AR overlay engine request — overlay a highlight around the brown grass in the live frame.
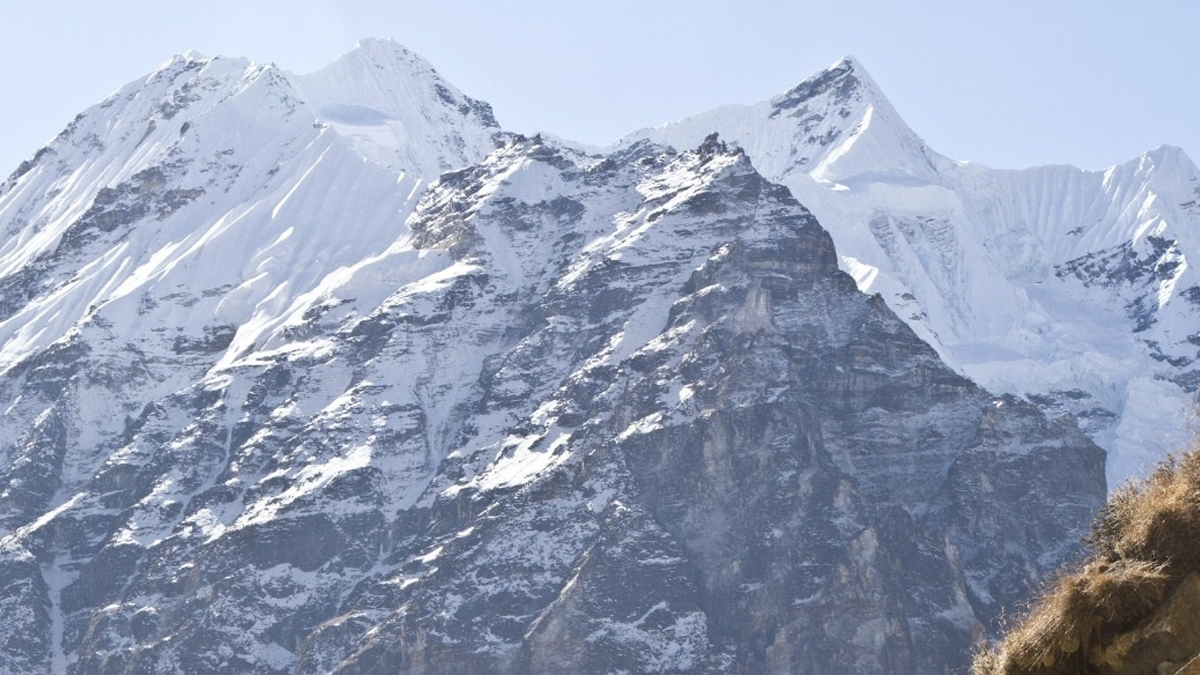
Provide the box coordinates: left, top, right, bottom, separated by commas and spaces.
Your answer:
1092, 451, 1200, 573
972, 446, 1200, 675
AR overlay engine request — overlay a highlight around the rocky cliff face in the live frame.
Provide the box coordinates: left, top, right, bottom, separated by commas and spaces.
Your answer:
0, 44, 1108, 674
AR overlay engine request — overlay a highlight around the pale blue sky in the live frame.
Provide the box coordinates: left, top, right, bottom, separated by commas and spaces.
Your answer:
2, 1, 1197, 174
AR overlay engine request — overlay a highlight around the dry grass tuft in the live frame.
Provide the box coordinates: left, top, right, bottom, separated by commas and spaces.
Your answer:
970, 644, 1001, 675
1091, 452, 1200, 573
987, 560, 1168, 674
972, 446, 1200, 675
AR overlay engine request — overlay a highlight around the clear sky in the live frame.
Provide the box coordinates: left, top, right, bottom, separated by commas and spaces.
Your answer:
2, 0, 1197, 175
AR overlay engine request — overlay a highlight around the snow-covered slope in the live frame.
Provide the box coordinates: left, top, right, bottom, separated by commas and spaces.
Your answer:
293, 37, 500, 176
0, 38, 500, 465
623, 57, 938, 185
624, 57, 1200, 485
0, 44, 1106, 675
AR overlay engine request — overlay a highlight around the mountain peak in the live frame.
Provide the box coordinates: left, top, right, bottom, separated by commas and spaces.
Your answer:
355, 36, 403, 50
814, 54, 866, 84
287, 39, 499, 176
306, 37, 438, 91
831, 54, 863, 70
770, 54, 885, 120
616, 54, 934, 184
340, 36, 425, 69
152, 50, 215, 77
1095, 143, 1200, 204
1139, 143, 1194, 168
167, 49, 209, 66
295, 38, 497, 121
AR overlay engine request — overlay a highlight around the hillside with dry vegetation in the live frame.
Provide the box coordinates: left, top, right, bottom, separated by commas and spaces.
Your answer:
973, 447, 1200, 675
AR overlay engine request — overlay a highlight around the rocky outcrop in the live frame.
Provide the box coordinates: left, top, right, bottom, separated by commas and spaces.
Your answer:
1094, 573, 1200, 675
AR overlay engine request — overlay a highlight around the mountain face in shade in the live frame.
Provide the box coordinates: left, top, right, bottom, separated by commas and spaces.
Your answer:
0, 42, 1119, 674
624, 56, 1200, 487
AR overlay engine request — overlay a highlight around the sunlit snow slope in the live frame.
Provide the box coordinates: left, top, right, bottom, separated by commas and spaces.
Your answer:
0, 38, 499, 376
623, 57, 1200, 485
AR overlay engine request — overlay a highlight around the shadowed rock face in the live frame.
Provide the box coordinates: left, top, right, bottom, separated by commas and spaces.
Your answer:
0, 134, 1104, 674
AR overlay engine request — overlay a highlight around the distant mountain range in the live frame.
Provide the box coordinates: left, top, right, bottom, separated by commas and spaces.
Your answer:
0, 37, 1188, 673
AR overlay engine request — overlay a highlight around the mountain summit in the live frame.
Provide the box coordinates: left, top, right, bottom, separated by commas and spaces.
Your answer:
623, 56, 937, 185
0, 42, 503, 378
294, 38, 501, 175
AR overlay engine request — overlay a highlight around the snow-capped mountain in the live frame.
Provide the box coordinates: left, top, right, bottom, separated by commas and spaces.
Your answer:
0, 42, 1113, 674
623, 57, 1200, 486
